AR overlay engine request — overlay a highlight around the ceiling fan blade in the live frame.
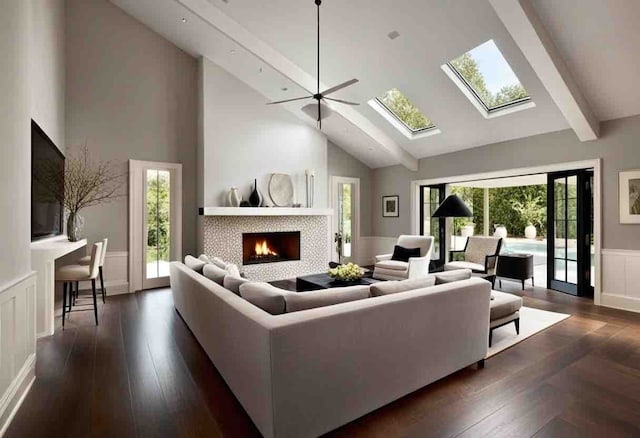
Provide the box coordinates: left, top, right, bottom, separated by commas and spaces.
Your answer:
321, 78, 359, 96
324, 97, 360, 106
266, 96, 311, 105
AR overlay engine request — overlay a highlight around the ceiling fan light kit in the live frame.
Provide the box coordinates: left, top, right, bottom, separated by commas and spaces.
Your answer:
267, 0, 359, 129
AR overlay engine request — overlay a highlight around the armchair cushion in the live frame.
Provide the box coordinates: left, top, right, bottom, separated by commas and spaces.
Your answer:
444, 261, 485, 272
391, 245, 422, 262
464, 236, 502, 266
375, 260, 409, 271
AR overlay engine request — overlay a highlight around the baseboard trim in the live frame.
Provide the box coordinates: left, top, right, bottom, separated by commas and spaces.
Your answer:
0, 353, 36, 436
600, 293, 640, 313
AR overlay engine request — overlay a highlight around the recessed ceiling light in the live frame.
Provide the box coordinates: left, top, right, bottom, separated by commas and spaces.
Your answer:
259, 67, 263, 73
229, 49, 236, 55
181, 17, 187, 23
387, 30, 400, 40
281, 87, 288, 92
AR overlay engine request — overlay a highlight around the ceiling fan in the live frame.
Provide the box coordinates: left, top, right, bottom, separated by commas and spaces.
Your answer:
267, 0, 359, 129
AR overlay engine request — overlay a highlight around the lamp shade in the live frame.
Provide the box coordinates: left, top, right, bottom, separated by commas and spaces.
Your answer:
432, 194, 473, 218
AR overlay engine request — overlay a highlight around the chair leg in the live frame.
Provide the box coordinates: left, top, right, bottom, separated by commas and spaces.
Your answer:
99, 266, 106, 303
489, 329, 493, 347
532, 276, 534, 287
91, 279, 99, 326
514, 318, 520, 335
521, 279, 525, 290
498, 278, 502, 288
74, 281, 79, 306
477, 359, 485, 369
62, 282, 67, 329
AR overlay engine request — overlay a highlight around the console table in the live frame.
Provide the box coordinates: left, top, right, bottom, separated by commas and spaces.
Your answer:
31, 235, 87, 337
496, 253, 534, 290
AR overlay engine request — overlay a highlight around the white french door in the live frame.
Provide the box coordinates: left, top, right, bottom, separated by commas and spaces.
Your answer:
331, 176, 360, 264
129, 160, 182, 291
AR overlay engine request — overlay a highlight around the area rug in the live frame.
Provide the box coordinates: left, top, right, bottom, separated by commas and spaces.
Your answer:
487, 306, 570, 358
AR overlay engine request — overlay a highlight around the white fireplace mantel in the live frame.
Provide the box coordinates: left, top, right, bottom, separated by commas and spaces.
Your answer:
202, 207, 333, 216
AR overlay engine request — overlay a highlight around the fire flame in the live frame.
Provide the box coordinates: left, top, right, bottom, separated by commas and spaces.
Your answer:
254, 240, 277, 257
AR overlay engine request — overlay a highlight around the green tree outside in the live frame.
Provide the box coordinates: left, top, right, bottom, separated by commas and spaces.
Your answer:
147, 171, 170, 263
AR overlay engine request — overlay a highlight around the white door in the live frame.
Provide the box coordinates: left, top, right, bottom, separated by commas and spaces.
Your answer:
129, 160, 182, 291
331, 177, 360, 264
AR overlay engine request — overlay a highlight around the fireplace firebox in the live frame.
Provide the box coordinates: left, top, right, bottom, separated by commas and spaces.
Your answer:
242, 231, 301, 265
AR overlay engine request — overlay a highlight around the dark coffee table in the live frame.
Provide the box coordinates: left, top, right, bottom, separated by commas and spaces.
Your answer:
296, 272, 382, 292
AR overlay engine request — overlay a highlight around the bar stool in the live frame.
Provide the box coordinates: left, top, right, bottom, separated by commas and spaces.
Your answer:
56, 242, 102, 328
78, 238, 108, 303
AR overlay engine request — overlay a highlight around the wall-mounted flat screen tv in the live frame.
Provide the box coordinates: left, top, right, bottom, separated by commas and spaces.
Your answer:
31, 121, 64, 241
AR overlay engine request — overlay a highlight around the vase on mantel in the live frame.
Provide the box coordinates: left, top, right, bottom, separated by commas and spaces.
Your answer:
66, 211, 84, 242
249, 178, 262, 207
226, 187, 242, 207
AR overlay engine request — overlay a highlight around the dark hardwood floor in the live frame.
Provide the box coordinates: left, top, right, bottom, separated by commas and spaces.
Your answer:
7, 281, 640, 437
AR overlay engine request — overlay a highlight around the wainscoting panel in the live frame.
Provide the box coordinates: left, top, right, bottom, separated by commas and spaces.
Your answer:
78, 251, 129, 295
0, 272, 36, 435
601, 249, 640, 313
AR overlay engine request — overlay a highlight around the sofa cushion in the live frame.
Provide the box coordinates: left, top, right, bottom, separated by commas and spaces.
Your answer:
239, 283, 287, 315
444, 261, 485, 272
203, 264, 227, 285
198, 254, 211, 263
435, 269, 472, 285
370, 276, 436, 297
211, 257, 228, 269
184, 255, 206, 273
375, 260, 408, 272
490, 291, 523, 320
239, 283, 371, 315
391, 245, 421, 262
285, 286, 370, 312
223, 275, 251, 295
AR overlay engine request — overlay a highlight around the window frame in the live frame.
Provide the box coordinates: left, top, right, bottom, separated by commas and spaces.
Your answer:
368, 96, 441, 140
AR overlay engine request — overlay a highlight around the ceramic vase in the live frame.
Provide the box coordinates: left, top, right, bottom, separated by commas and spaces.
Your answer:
227, 187, 242, 207
249, 178, 262, 207
494, 225, 508, 239
525, 224, 537, 240
66, 211, 84, 242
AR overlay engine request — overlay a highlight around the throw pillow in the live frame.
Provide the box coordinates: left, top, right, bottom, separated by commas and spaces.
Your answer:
198, 254, 211, 263
211, 257, 227, 269
184, 255, 206, 274
239, 283, 287, 315
434, 269, 472, 285
370, 276, 436, 297
391, 245, 421, 262
226, 263, 240, 277
203, 264, 227, 285
223, 275, 250, 295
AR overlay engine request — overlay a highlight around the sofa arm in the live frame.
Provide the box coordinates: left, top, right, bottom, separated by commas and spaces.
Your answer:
407, 256, 430, 279
375, 254, 393, 263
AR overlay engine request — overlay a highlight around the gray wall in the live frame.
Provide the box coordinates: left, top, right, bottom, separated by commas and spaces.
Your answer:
30, 0, 65, 151
200, 57, 327, 209
65, 0, 198, 255
0, 0, 31, 288
327, 142, 373, 236
372, 114, 640, 250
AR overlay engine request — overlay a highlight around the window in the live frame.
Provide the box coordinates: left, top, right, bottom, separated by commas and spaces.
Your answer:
368, 88, 439, 140
442, 40, 534, 117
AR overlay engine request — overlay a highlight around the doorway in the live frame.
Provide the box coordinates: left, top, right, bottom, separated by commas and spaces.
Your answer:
331, 177, 360, 264
547, 170, 594, 297
129, 160, 182, 291
419, 184, 446, 270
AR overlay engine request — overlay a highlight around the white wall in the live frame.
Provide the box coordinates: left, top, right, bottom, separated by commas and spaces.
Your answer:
29, 0, 66, 150
200, 57, 328, 208
0, 0, 38, 433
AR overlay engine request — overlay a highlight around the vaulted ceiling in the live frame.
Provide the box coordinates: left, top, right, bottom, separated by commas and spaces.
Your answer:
111, 0, 640, 170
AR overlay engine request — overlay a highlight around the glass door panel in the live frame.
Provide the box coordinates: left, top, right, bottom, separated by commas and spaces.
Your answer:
420, 184, 445, 270
337, 182, 354, 263
547, 170, 593, 296
145, 169, 171, 282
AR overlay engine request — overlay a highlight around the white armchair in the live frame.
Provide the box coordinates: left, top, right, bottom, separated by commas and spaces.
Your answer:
373, 235, 434, 281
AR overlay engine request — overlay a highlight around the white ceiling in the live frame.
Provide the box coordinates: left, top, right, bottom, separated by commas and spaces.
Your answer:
109, 0, 640, 169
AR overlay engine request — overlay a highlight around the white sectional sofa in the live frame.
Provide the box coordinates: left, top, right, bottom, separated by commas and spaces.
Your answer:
170, 261, 491, 438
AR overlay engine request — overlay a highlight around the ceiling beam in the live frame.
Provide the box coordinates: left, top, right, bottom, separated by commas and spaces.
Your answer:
490, 0, 599, 141
179, 0, 418, 171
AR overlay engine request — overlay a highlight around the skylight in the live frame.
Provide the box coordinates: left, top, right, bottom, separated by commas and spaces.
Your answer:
375, 88, 435, 133
444, 40, 533, 116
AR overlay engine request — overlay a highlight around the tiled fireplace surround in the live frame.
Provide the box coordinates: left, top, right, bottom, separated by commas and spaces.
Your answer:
203, 215, 331, 282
